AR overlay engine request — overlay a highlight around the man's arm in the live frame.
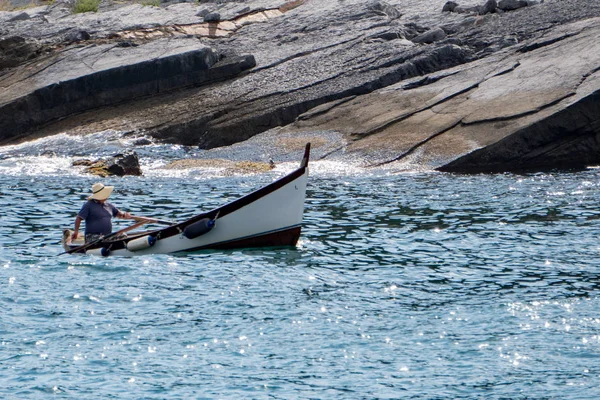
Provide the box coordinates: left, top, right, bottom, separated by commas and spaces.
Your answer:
110, 203, 132, 219
117, 210, 132, 219
72, 215, 83, 240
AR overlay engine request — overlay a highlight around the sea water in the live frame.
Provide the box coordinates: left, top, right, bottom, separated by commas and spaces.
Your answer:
1, 133, 600, 399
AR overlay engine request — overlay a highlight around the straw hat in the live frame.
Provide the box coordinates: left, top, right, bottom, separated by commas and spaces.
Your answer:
88, 182, 114, 200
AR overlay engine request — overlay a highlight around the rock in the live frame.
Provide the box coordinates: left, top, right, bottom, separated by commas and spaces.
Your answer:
479, 0, 497, 14
412, 27, 447, 44
8, 12, 31, 22
283, 18, 600, 172
442, 1, 458, 12
369, 1, 402, 19
132, 138, 153, 146
236, 7, 251, 16
64, 30, 91, 43
498, 0, 528, 11
204, 12, 221, 22
52, 0, 74, 9
1, 0, 600, 174
162, 158, 274, 175
72, 159, 94, 167
196, 8, 210, 18
371, 31, 405, 41
0, 36, 41, 70
230, 160, 274, 175
107, 152, 143, 176
208, 54, 257, 81
115, 40, 138, 48
0, 38, 254, 143
77, 152, 143, 177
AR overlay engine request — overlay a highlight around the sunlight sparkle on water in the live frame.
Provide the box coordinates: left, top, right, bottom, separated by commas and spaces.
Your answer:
2, 147, 600, 398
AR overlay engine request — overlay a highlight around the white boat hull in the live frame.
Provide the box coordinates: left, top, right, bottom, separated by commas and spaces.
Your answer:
113, 169, 307, 256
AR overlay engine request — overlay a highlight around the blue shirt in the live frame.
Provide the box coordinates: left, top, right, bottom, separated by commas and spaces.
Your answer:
78, 200, 120, 235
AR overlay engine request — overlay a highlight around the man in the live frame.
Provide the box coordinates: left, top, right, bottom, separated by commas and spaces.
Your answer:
72, 182, 133, 243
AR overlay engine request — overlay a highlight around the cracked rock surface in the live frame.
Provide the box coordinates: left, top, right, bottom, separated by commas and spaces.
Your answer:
1, 0, 599, 172
290, 17, 600, 172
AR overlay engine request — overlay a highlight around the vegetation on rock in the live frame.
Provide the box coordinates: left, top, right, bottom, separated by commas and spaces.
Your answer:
72, 0, 100, 13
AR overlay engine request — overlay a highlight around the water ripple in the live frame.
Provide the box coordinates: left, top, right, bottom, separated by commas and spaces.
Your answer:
2, 170, 600, 398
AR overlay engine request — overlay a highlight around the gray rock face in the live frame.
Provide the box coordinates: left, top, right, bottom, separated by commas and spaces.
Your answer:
287, 17, 600, 172
1, 0, 600, 173
0, 38, 255, 143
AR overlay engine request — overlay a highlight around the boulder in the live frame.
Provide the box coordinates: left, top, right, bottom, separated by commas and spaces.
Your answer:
442, 1, 458, 12
64, 29, 91, 43
196, 8, 210, 18
412, 27, 447, 44
498, 0, 528, 11
479, 0, 497, 14
106, 152, 143, 176
369, 1, 402, 19
204, 12, 221, 22
74, 152, 143, 177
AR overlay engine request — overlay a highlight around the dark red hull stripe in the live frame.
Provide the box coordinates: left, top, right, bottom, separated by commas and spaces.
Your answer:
183, 226, 302, 252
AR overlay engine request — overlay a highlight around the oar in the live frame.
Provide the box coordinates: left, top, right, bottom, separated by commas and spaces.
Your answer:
59, 219, 149, 255
131, 216, 175, 226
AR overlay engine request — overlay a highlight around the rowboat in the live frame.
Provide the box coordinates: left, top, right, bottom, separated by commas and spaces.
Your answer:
62, 143, 310, 256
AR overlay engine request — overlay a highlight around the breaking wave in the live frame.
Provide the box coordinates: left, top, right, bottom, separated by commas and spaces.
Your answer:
0, 129, 386, 178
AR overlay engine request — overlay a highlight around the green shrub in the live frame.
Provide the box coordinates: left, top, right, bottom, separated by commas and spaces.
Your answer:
72, 0, 100, 13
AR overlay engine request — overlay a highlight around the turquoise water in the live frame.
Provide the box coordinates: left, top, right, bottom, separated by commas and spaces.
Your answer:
2, 138, 600, 398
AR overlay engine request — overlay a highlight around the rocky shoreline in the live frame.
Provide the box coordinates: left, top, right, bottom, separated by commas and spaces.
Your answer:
1, 0, 599, 173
